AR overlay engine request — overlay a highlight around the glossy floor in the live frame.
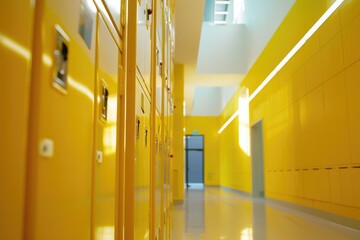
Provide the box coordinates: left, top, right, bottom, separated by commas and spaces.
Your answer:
172, 187, 360, 240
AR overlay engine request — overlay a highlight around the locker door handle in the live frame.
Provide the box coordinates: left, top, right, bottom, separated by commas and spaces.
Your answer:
54, 25, 70, 89
145, 128, 148, 146
155, 137, 158, 153
54, 42, 68, 79
145, 8, 153, 21
136, 118, 140, 140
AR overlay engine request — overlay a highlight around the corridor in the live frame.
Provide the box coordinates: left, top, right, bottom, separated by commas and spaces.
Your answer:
172, 187, 360, 240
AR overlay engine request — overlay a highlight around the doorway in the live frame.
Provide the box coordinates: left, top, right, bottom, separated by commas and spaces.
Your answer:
251, 121, 264, 197
185, 135, 204, 188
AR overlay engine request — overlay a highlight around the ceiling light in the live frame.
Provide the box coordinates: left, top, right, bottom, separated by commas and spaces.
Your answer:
248, 0, 344, 102
218, 110, 239, 134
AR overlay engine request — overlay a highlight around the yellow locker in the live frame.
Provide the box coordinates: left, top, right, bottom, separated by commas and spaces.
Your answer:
161, 123, 169, 240
318, 8, 341, 47
165, 130, 172, 240
92, 13, 120, 240
137, 0, 153, 90
340, 167, 354, 207
265, 171, 273, 194
328, 168, 342, 205
135, 79, 151, 240
163, 86, 168, 129
283, 170, 296, 197
339, 167, 360, 208
25, 0, 96, 239
0, 1, 34, 239
320, 33, 344, 82
96, 0, 123, 34
303, 169, 330, 202
323, 71, 351, 166
341, 10, 360, 68
155, 111, 162, 238
345, 60, 360, 165
339, 0, 360, 29
156, 0, 163, 114
353, 167, 360, 208
294, 170, 304, 198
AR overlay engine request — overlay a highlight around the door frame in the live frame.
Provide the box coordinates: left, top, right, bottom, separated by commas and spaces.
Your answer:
251, 120, 264, 197
185, 135, 205, 187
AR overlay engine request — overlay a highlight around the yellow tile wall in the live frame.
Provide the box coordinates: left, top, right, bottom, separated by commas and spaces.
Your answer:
219, 89, 252, 192
220, 0, 360, 220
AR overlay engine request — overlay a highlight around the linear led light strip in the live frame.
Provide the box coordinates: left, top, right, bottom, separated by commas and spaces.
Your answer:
218, 109, 239, 134
215, 11, 228, 15
218, 0, 344, 134
215, 1, 230, 4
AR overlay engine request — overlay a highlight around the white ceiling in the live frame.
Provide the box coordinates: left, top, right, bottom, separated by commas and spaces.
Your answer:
174, 0, 295, 116
197, 23, 247, 74
191, 86, 238, 116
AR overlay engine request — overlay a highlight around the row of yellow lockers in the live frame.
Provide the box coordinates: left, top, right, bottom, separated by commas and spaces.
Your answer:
266, 168, 360, 207
0, 0, 175, 239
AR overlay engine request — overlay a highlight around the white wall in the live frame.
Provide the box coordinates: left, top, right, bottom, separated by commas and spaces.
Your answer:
220, 86, 237, 111
244, 0, 295, 69
191, 87, 222, 116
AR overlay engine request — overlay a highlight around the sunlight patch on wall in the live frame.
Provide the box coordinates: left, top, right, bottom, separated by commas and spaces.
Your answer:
103, 96, 117, 155
238, 88, 250, 156
241, 227, 253, 240
96, 226, 114, 240
0, 34, 31, 60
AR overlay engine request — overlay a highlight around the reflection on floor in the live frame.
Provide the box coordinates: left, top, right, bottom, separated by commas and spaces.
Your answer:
172, 187, 360, 240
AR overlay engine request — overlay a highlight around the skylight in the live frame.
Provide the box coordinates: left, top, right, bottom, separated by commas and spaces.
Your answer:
212, 0, 245, 25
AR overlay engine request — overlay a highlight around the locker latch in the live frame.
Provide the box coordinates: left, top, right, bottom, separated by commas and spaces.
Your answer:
155, 137, 158, 153
145, 3, 152, 29
136, 117, 140, 140
101, 85, 109, 120
145, 7, 153, 21
54, 25, 70, 90
145, 128, 148, 147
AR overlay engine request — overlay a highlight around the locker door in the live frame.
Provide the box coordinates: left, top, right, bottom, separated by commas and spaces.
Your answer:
155, 112, 162, 237
135, 80, 151, 240
92, 14, 120, 240
0, 1, 34, 239
137, 0, 152, 90
164, 131, 171, 239
25, 0, 96, 239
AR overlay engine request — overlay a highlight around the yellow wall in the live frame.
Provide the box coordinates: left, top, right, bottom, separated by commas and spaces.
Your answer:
218, 89, 252, 193
185, 116, 220, 186
220, 0, 360, 220
172, 64, 185, 201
